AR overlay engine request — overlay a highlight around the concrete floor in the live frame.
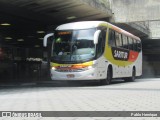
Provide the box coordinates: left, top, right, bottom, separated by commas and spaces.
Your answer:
0, 78, 160, 120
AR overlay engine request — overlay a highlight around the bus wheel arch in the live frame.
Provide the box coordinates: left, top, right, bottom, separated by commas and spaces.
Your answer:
125, 66, 136, 82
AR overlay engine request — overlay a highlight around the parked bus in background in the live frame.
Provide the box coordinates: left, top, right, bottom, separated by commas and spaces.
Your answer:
43, 21, 142, 84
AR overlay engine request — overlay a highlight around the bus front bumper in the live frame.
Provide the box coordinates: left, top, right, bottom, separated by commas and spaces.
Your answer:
50, 68, 98, 80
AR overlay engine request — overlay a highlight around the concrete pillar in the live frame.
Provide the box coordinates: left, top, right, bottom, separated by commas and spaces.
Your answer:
149, 21, 160, 39
111, 0, 160, 23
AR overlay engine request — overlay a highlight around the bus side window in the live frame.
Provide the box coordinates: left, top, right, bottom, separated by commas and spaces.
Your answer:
137, 40, 142, 52
128, 37, 133, 50
108, 29, 116, 47
122, 35, 128, 49
119, 33, 123, 47
132, 38, 135, 51
115, 32, 122, 47
133, 39, 138, 51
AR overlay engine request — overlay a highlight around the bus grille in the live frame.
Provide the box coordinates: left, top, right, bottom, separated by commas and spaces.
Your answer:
55, 69, 83, 72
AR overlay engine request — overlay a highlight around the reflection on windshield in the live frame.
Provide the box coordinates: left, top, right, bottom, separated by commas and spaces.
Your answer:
52, 28, 96, 63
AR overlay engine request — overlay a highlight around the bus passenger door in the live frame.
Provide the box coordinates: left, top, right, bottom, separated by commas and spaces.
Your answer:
95, 29, 107, 79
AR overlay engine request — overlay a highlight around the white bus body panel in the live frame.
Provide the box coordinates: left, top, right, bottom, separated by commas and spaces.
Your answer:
111, 51, 142, 78
50, 56, 108, 81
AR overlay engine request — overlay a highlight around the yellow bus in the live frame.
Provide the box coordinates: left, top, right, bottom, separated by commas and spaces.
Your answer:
43, 21, 142, 84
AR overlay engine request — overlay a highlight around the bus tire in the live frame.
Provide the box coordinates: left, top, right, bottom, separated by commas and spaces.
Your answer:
125, 67, 136, 82
100, 67, 112, 85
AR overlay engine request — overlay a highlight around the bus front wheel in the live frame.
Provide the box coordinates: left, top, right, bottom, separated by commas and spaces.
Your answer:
100, 68, 112, 85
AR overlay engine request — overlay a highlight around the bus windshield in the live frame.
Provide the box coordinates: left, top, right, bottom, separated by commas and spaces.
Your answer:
52, 28, 96, 63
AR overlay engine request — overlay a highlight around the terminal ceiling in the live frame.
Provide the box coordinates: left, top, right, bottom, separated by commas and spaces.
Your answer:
0, 0, 158, 55
0, 0, 111, 48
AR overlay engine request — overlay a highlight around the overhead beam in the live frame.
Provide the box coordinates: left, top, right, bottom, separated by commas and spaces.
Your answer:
79, 0, 112, 17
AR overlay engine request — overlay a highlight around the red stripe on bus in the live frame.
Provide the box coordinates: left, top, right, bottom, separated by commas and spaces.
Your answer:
128, 51, 139, 62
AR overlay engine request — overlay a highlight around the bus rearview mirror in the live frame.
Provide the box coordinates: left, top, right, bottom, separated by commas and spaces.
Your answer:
94, 30, 101, 45
43, 33, 54, 47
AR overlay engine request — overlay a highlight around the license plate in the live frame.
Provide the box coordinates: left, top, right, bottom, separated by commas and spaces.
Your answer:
67, 74, 75, 78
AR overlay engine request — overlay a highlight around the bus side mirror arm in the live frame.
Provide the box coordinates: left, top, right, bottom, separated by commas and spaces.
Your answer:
43, 33, 54, 47
94, 30, 101, 45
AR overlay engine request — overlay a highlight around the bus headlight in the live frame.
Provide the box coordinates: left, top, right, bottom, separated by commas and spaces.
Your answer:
86, 63, 97, 69
51, 67, 56, 70
87, 66, 93, 69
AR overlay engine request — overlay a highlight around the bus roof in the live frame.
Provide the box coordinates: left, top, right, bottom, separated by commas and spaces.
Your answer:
107, 23, 141, 41
56, 21, 102, 30
56, 21, 140, 41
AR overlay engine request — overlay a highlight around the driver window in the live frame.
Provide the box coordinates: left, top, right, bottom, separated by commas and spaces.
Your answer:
96, 30, 106, 58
